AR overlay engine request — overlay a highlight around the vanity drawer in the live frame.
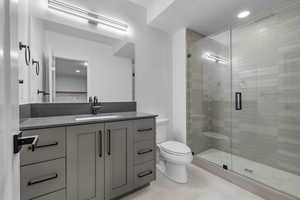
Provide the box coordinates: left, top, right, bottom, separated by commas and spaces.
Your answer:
31, 189, 65, 200
135, 140, 155, 165
21, 158, 65, 200
21, 127, 66, 166
134, 118, 155, 142
134, 161, 155, 187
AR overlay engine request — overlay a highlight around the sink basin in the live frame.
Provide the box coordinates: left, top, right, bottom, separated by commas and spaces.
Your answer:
75, 115, 120, 121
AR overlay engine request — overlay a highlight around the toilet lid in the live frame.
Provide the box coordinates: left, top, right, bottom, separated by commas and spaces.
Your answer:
160, 141, 191, 155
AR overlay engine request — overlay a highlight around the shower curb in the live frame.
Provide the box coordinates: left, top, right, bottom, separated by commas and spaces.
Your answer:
193, 158, 299, 200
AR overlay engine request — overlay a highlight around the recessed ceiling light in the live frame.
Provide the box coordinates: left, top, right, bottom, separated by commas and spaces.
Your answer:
76, 70, 80, 73
237, 10, 250, 19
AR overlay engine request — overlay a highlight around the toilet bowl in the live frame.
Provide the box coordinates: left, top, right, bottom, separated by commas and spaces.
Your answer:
156, 118, 193, 183
157, 141, 193, 183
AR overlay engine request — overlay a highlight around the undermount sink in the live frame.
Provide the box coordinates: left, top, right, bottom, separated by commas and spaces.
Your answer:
75, 115, 120, 121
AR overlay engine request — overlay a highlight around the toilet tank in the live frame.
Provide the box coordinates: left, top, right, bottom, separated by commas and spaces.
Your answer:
156, 118, 169, 144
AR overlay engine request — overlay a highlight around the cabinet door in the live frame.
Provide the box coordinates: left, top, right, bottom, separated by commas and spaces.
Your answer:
67, 124, 105, 200
105, 121, 133, 199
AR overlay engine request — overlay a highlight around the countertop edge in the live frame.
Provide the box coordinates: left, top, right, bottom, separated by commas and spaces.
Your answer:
20, 114, 158, 131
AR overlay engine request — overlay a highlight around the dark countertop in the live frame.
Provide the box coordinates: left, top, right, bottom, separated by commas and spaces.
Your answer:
20, 112, 158, 131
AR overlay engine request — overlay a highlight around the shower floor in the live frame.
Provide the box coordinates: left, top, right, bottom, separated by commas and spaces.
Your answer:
196, 149, 300, 198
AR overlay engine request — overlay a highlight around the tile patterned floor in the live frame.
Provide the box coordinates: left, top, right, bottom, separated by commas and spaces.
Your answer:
122, 164, 264, 200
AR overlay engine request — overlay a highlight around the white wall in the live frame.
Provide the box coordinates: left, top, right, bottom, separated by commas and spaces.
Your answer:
127, 7, 173, 125
135, 29, 172, 120
64, 0, 173, 123
171, 28, 187, 143
29, 17, 45, 103
18, 0, 30, 104
29, 0, 173, 131
45, 31, 133, 102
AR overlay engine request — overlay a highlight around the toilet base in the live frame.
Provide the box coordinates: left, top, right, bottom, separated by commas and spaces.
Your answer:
165, 162, 188, 183
157, 160, 188, 184
156, 159, 166, 173
156, 142, 192, 184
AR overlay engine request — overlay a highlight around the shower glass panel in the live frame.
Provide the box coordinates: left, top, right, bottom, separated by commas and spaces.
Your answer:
187, 30, 232, 169
231, 3, 300, 198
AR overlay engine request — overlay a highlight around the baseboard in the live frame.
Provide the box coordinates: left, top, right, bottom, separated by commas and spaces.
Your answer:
193, 158, 299, 200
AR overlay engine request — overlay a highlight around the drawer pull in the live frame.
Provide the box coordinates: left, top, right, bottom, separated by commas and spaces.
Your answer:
27, 173, 58, 186
107, 130, 111, 156
99, 131, 102, 158
137, 128, 152, 132
28, 142, 58, 150
137, 149, 153, 155
138, 170, 153, 178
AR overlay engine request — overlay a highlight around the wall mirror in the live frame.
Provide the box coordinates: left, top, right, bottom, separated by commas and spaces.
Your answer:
18, 1, 135, 104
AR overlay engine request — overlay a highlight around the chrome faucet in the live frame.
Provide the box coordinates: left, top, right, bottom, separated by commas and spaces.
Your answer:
90, 96, 103, 115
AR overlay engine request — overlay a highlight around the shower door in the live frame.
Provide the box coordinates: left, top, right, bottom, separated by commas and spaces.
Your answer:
231, 3, 300, 198
187, 30, 232, 169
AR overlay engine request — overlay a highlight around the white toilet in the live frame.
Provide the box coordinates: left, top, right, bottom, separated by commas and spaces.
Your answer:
156, 118, 193, 183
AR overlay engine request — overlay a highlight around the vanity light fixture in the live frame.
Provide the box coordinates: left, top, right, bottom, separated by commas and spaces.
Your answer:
237, 10, 250, 19
75, 70, 80, 73
48, 0, 129, 32
203, 52, 228, 65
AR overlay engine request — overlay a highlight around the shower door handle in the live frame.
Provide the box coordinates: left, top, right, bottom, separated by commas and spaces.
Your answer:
235, 92, 242, 110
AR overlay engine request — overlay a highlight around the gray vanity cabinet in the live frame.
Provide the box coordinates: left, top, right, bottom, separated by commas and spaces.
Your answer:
21, 117, 156, 200
104, 121, 134, 199
66, 124, 105, 200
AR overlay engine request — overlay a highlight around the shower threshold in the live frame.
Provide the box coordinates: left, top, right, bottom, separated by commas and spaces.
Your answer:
196, 149, 300, 198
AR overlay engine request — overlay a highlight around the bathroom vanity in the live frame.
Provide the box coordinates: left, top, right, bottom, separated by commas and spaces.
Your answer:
20, 107, 157, 200
18, 0, 151, 198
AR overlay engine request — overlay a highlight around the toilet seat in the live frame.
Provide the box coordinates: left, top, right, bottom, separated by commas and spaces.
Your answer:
160, 141, 191, 156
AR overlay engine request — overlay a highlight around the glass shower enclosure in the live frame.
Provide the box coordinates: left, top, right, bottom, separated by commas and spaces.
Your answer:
187, 2, 300, 199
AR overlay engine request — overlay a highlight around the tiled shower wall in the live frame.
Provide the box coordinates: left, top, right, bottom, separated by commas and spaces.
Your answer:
187, 3, 300, 177
186, 30, 213, 154
231, 4, 300, 176
187, 31, 231, 155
